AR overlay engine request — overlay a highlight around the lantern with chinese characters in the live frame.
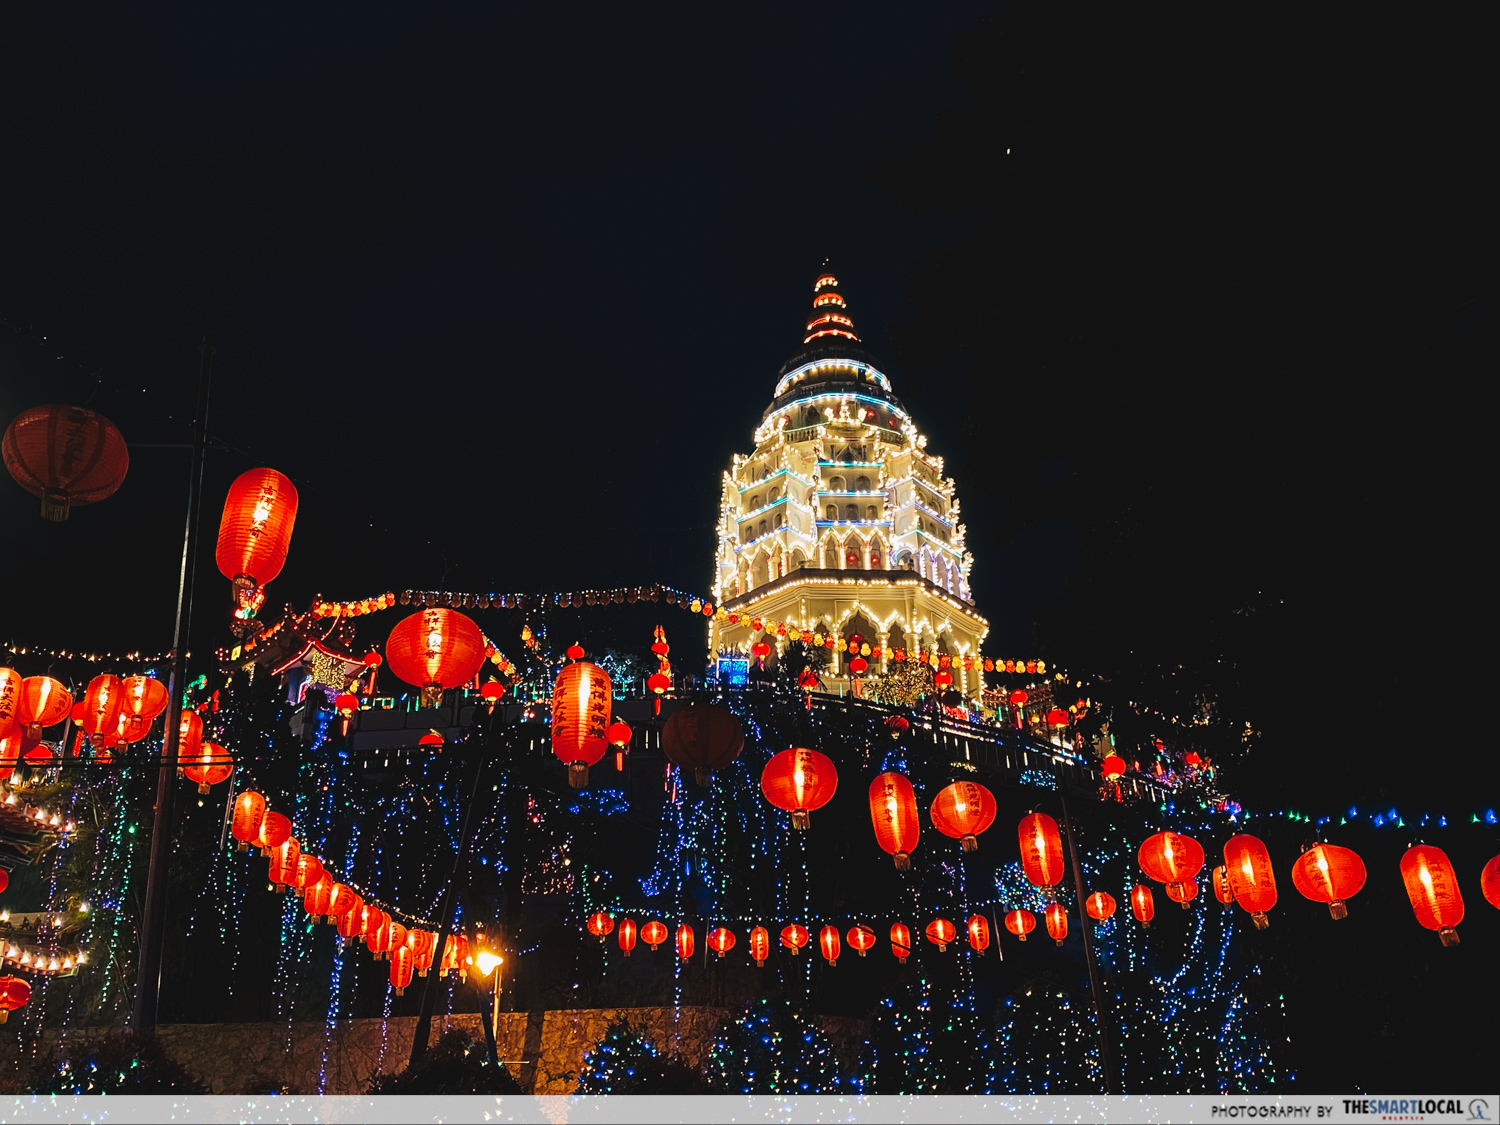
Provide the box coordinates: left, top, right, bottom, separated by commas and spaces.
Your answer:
676, 924, 695, 960
1400, 845, 1464, 946
304, 873, 334, 917
17, 676, 72, 738
749, 926, 770, 966
440, 932, 469, 977
1480, 855, 1500, 912
78, 674, 123, 739
661, 702, 743, 786
761, 747, 837, 829
587, 912, 615, 938
1223, 834, 1277, 929
819, 925, 841, 965
1045, 903, 1068, 945
269, 837, 301, 892
3, 404, 129, 520
387, 609, 487, 708
176, 710, 204, 773
336, 896, 366, 940
292, 853, 325, 898
1165, 878, 1199, 906
1131, 885, 1155, 927
708, 927, 736, 958
890, 922, 912, 963
0, 668, 20, 741
1018, 812, 1065, 889
1212, 865, 1235, 905
1291, 843, 1367, 920
256, 811, 291, 857
0, 975, 32, 1023
184, 742, 233, 794
868, 771, 921, 869
847, 924, 876, 957
925, 917, 956, 951
1102, 755, 1126, 782
780, 924, 809, 955
617, 918, 638, 957
1138, 831, 1205, 904
229, 791, 265, 851
1085, 892, 1116, 922
552, 661, 612, 788
390, 945, 415, 994
327, 884, 360, 928
411, 930, 438, 976
930, 781, 997, 853
641, 920, 668, 951
118, 676, 168, 739
216, 468, 298, 604
967, 914, 990, 955
1005, 909, 1035, 942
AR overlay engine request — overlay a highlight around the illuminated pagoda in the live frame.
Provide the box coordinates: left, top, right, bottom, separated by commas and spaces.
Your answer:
710, 270, 989, 699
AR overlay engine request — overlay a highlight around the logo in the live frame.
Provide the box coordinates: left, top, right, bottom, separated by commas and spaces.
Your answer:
1470, 1099, 1490, 1122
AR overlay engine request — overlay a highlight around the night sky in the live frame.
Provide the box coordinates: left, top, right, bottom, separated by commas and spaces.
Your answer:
2, 4, 1491, 809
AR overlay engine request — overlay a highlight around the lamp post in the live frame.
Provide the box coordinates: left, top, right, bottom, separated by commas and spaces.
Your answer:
471, 948, 503, 1068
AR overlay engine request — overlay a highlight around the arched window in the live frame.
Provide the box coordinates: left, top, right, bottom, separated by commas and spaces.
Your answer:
845, 504, 858, 520
752, 552, 770, 587
774, 513, 783, 529
792, 548, 806, 569
829, 475, 846, 492
750, 494, 761, 510
896, 550, 914, 571
855, 475, 871, 491
865, 505, 877, 520
825, 504, 837, 520
744, 527, 753, 544
768, 486, 780, 503
824, 542, 838, 568
758, 520, 767, 536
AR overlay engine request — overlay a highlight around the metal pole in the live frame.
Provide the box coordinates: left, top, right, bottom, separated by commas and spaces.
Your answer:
131, 339, 213, 1031
1057, 784, 1118, 1094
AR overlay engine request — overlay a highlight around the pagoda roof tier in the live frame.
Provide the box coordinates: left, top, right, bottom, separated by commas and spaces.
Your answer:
720, 567, 988, 630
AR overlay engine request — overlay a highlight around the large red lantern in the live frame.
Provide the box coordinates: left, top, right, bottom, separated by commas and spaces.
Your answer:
256, 811, 292, 856
760, 747, 837, 829
269, 837, 301, 892
925, 917, 956, 951
749, 926, 770, 966
708, 927, 736, 958
231, 791, 266, 851
1018, 813, 1065, 888
410, 930, 438, 976
119, 676, 168, 739
1223, 834, 1277, 929
0, 975, 33, 1023
847, 924, 876, 957
930, 781, 997, 853
641, 920, 668, 951
676, 924, 695, 960
1006, 689, 1028, 706
1045, 903, 1068, 945
780, 924, 809, 955
1005, 909, 1035, 942
0, 668, 23, 739
390, 945, 415, 994
17, 676, 72, 738
1045, 708, 1069, 729
868, 772, 921, 869
2, 404, 129, 521
819, 925, 841, 964
367, 914, 394, 959
1085, 892, 1116, 922
890, 922, 912, 963
327, 884, 360, 927
78, 674, 123, 739
587, 912, 615, 938
336, 896, 366, 940
216, 468, 298, 596
176, 710, 205, 772
1138, 831, 1205, 902
661, 702, 744, 786
1131, 884, 1155, 927
304, 873, 334, 917
292, 854, 325, 897
184, 742, 233, 794
0, 730, 20, 782
617, 918, 638, 957
1291, 843, 1366, 920
387, 609, 487, 708
1102, 755, 1126, 782
1400, 845, 1464, 946
885, 715, 909, 739
440, 932, 469, 977
967, 914, 990, 955
551, 660, 612, 788
1481, 855, 1500, 911
1212, 865, 1235, 905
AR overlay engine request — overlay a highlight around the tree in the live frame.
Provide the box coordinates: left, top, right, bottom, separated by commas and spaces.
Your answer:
576, 1019, 708, 1094
708, 998, 843, 1094
366, 1030, 525, 1094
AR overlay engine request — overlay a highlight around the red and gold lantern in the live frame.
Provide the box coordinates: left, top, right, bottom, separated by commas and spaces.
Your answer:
269, 837, 301, 892
216, 468, 298, 597
1018, 812, 1065, 888
819, 925, 841, 964
387, 608, 486, 708
1400, 844, 1464, 946
1138, 831, 1205, 904
118, 676, 168, 739
967, 914, 990, 955
890, 922, 912, 963
929, 781, 996, 853
676, 923, 695, 960
3, 404, 129, 520
17, 676, 72, 738
760, 747, 837, 829
336, 896, 366, 940
1212, 865, 1235, 905
230, 791, 265, 851
1165, 878, 1199, 906
328, 884, 360, 927
256, 811, 291, 857
868, 771, 920, 869
587, 912, 615, 938
1131, 884, 1155, 927
1045, 903, 1068, 945
847, 924, 876, 957
551, 660, 612, 788
1085, 892, 1116, 922
661, 702, 743, 786
0, 975, 32, 1023
1102, 755, 1126, 781
708, 927, 736, 958
1481, 855, 1500, 912
780, 924, 809, 955
925, 917, 956, 951
184, 741, 233, 794
304, 873, 334, 917
749, 926, 770, 966
1005, 909, 1035, 942
617, 918, 637, 957
390, 945, 415, 994
78, 674, 123, 739
1291, 843, 1366, 920
1223, 834, 1277, 929
641, 920, 668, 951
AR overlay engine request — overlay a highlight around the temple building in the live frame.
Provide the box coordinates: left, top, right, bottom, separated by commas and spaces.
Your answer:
710, 270, 990, 699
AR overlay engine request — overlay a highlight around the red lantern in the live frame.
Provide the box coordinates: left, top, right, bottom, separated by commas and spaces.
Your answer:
328, 884, 360, 927
231, 791, 266, 851
1184, 752, 1201, 767
1046, 708, 1069, 729
78, 674, 124, 739
269, 837, 301, 892
479, 680, 505, 713
1045, 903, 1068, 945
1481, 855, 1500, 912
334, 692, 359, 736
1018, 812, 1065, 888
551, 661, 613, 788
17, 676, 72, 738
933, 670, 953, 689
176, 710, 204, 772
868, 772, 920, 869
925, 917, 956, 951
1085, 892, 1116, 921
1006, 689, 1028, 706
641, 920, 668, 950
440, 932, 468, 976
565, 643, 585, 661
0, 730, 20, 782
390, 945, 415, 994
812, 924, 838, 965
1400, 845, 1464, 946
890, 922, 912, 963
418, 732, 444, 750
1138, 831, 1205, 902
1211, 865, 1235, 905
849, 656, 868, 676
587, 912, 615, 938
1131, 884, 1155, 927
367, 914, 393, 959
184, 741, 233, 794
2, 404, 129, 520
1004, 909, 1035, 942
0, 975, 32, 1023
930, 781, 997, 853
708, 927, 736, 958
410, 930, 438, 976
749, 926, 770, 966
1291, 844, 1367, 920
780, 924, 809, 955
617, 918, 638, 957
1102, 755, 1126, 781
387, 609, 487, 708
1223, 834, 1277, 929
607, 721, 633, 748
676, 923, 695, 960
292, 853, 325, 897
884, 715, 909, 740
967, 914, 990, 955
304, 873, 334, 917
118, 676, 168, 739
760, 747, 837, 829
751, 640, 771, 663
847, 924, 876, 957
336, 896, 366, 940
1165, 878, 1199, 906
216, 468, 298, 597
647, 671, 672, 714
256, 811, 292, 857
661, 702, 744, 786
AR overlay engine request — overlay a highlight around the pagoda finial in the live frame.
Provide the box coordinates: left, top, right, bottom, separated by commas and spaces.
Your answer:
803, 268, 860, 346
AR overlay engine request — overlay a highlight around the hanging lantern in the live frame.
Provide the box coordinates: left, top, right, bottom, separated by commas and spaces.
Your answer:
216, 468, 298, 605
890, 922, 912, 963
184, 742, 233, 794
1017, 812, 1065, 888
367, 914, 394, 959
1400, 844, 1464, 946
0, 669, 22, 740
1184, 752, 1201, 767
933, 670, 953, 690
760, 747, 837, 829
176, 710, 204, 774
411, 930, 438, 976
1138, 831, 1205, 903
930, 781, 997, 853
1085, 892, 1116, 922
749, 926, 770, 966
17, 677, 72, 738
661, 702, 744, 786
647, 671, 672, 714
884, 715, 909, 740
390, 945, 415, 994
849, 656, 868, 676
328, 884, 360, 927
1131, 885, 1155, 927
587, 912, 615, 938
479, 680, 505, 714
1005, 909, 1035, 942
387, 609, 487, 708
336, 896, 366, 941
641, 920, 668, 950
78, 674, 124, 739
1291, 844, 1367, 920
967, 914, 990, 955
440, 932, 468, 976
304, 873, 334, 917
255, 811, 291, 858
847, 924, 877, 957
676, 924, 695, 960
0, 975, 32, 1023
1007, 689, 1028, 705
1480, 855, 1500, 912
269, 837, 301, 892
1101, 755, 1126, 781
1045, 708, 1069, 729
925, 917, 956, 951
1045, 903, 1068, 945
2, 404, 129, 521
868, 771, 921, 870
565, 643, 585, 661
607, 721, 633, 750
118, 676, 168, 739
1211, 865, 1235, 905
292, 854, 325, 898
617, 918, 638, 957
230, 791, 266, 851
819, 925, 841, 965
708, 927, 736, 958
1223, 834, 1277, 929
1164, 878, 1199, 906
780, 924, 809, 955
551, 660, 612, 788
334, 693, 359, 738
0, 730, 20, 782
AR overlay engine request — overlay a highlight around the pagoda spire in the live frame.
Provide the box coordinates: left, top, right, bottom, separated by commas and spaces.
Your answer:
802, 268, 861, 346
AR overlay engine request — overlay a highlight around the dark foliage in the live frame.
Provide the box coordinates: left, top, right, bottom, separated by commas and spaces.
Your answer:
576, 1018, 709, 1094
30, 1032, 207, 1094
365, 1029, 526, 1095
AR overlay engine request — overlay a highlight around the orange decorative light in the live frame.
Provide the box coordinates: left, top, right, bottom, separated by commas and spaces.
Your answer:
1212, 865, 1236, 905
1018, 812, 1065, 888
1085, 892, 1117, 921
890, 922, 912, 963
230, 791, 265, 851
292, 853, 325, 897
617, 918, 637, 957
1165, 878, 1199, 906
641, 920, 668, 951
1005, 909, 1035, 942
184, 741, 233, 794
708, 927, 736, 958
269, 837, 301, 892
1400, 844, 1464, 946
256, 811, 291, 857
386, 608, 487, 708
304, 873, 334, 917
930, 781, 997, 853
760, 747, 837, 829
118, 676, 168, 738
967, 914, 990, 955
17, 676, 72, 738
1223, 834, 1277, 929
2, 403, 129, 521
1102, 755, 1126, 781
1045, 903, 1068, 945
676, 923, 695, 960
925, 917, 956, 951
587, 912, 615, 938
389, 945, 415, 994
551, 661, 613, 788
1481, 855, 1500, 912
780, 924, 809, 955
336, 896, 366, 940
1291, 843, 1367, 920
177, 710, 204, 769
216, 467, 298, 593
1138, 831, 1206, 903
847, 924, 877, 957
819, 925, 841, 964
76, 673, 122, 739
1006, 689, 1028, 706
327, 884, 360, 927
410, 930, 438, 976
749, 926, 770, 966
868, 772, 921, 869
0, 975, 33, 1023
1131, 884, 1155, 927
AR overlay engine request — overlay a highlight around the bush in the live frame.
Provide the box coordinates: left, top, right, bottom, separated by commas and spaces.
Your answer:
33, 1032, 207, 1094
366, 1029, 526, 1094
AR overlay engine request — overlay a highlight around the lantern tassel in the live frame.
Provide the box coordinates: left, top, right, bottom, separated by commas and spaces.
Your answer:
894, 852, 911, 872
1439, 927, 1460, 947
1328, 900, 1348, 921
568, 761, 589, 789
961, 835, 977, 853
694, 767, 711, 787
791, 809, 810, 830
1251, 912, 1270, 930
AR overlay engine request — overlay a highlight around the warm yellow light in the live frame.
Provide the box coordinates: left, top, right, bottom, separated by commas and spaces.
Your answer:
474, 950, 504, 977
